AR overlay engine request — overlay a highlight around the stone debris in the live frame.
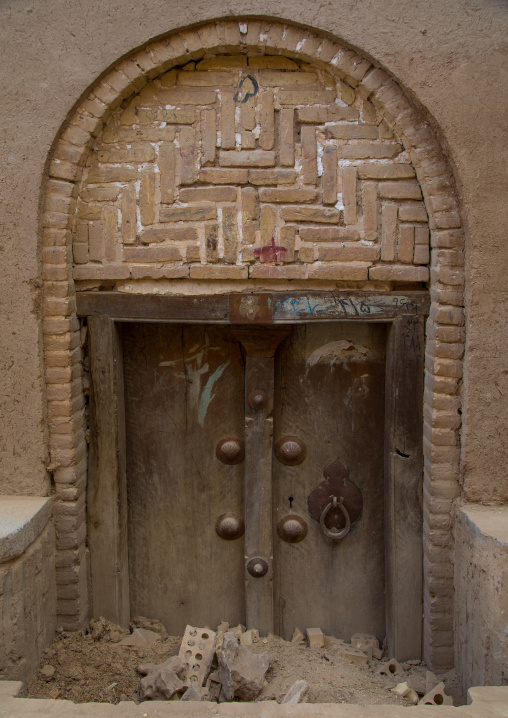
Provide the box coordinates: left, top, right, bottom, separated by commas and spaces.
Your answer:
240, 628, 260, 646
306, 627, 325, 648
137, 655, 186, 700
426, 669, 439, 694
291, 627, 305, 644
338, 645, 369, 664
118, 627, 161, 648
377, 658, 405, 678
418, 681, 454, 706
215, 621, 229, 656
218, 631, 271, 701
407, 668, 427, 695
180, 684, 202, 701
38, 665, 55, 681
281, 679, 310, 704
351, 632, 382, 660
178, 624, 217, 687
391, 681, 419, 704
229, 624, 246, 640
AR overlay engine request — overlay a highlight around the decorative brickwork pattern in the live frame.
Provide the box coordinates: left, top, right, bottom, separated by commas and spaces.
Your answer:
41, 20, 464, 670
71, 57, 430, 284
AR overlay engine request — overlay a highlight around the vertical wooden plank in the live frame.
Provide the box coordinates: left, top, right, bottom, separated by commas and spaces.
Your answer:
385, 314, 425, 661
244, 355, 275, 635
236, 328, 289, 635
87, 316, 130, 627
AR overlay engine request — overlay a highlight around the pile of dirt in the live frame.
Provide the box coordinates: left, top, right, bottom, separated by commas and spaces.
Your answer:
27, 618, 451, 706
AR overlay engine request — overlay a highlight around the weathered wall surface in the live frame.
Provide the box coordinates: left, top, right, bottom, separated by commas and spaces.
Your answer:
0, 0, 507, 500
455, 505, 508, 693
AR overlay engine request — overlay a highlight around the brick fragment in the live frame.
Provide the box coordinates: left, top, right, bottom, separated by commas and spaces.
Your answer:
325, 124, 378, 140
201, 168, 248, 184
222, 207, 238, 263
399, 203, 428, 222
339, 80, 356, 105
197, 56, 248, 69
259, 91, 275, 150
177, 71, 235, 86
414, 244, 430, 265
316, 245, 379, 262
308, 263, 369, 281
398, 225, 415, 263
201, 109, 217, 165
180, 187, 237, 203
138, 108, 196, 124
140, 169, 155, 226
249, 169, 296, 185
369, 264, 429, 282
343, 167, 357, 225
86, 166, 136, 183
159, 206, 216, 222
322, 145, 338, 205
250, 265, 307, 279
279, 89, 336, 105
206, 224, 219, 262
219, 150, 275, 167
241, 187, 257, 220
358, 164, 415, 180
121, 185, 137, 245
221, 90, 236, 149
88, 221, 104, 261
259, 188, 317, 203
299, 227, 360, 241
280, 108, 295, 166
248, 56, 299, 69
241, 132, 256, 149
298, 106, 359, 123
179, 126, 197, 185
123, 246, 182, 262
301, 126, 317, 185
381, 204, 398, 261
151, 87, 217, 105
281, 207, 341, 224
260, 205, 277, 247
131, 266, 190, 280
190, 265, 247, 279
341, 143, 402, 160
362, 182, 378, 240
159, 144, 176, 203
242, 220, 257, 245
259, 71, 317, 86
72, 242, 89, 265
377, 181, 423, 201
279, 224, 295, 262
73, 265, 130, 280
81, 186, 119, 202
140, 227, 198, 244
240, 96, 256, 131
98, 146, 155, 163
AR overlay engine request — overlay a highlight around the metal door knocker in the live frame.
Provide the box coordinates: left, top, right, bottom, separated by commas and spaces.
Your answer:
308, 458, 362, 541
319, 496, 351, 540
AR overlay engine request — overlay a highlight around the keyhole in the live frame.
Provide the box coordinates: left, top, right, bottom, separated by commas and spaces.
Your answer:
288, 496, 293, 509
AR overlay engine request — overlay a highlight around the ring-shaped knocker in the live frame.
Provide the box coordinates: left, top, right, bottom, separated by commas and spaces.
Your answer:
319, 496, 351, 540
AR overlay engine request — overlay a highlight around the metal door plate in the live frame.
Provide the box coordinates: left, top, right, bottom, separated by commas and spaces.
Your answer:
308, 458, 362, 530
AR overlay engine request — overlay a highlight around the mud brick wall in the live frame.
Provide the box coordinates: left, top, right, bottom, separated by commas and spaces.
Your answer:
0, 522, 56, 682
70, 54, 430, 284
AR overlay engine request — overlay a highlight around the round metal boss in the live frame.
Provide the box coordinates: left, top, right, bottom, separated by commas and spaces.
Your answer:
274, 436, 307, 465
248, 389, 269, 410
246, 557, 268, 578
215, 513, 245, 540
216, 437, 245, 464
277, 514, 308, 543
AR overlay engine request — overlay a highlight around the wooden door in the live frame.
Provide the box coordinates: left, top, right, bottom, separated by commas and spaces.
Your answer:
123, 323, 246, 634
122, 321, 386, 641
273, 323, 386, 642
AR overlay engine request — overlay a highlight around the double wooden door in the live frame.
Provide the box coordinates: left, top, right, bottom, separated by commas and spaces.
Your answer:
122, 321, 386, 642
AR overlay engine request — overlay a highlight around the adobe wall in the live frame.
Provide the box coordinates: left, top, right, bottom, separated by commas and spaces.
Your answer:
0, 0, 507, 682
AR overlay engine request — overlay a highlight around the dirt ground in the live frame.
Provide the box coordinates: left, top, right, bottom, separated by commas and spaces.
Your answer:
27, 618, 458, 706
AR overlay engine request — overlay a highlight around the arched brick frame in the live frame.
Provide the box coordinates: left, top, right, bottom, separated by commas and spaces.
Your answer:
41, 19, 464, 670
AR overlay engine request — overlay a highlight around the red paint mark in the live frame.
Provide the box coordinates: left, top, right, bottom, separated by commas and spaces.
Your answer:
254, 237, 287, 264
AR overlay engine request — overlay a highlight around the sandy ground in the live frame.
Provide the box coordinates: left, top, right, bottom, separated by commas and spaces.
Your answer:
27, 618, 458, 706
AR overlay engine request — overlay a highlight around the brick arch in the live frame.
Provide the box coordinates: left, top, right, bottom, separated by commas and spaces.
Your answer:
42, 19, 464, 669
